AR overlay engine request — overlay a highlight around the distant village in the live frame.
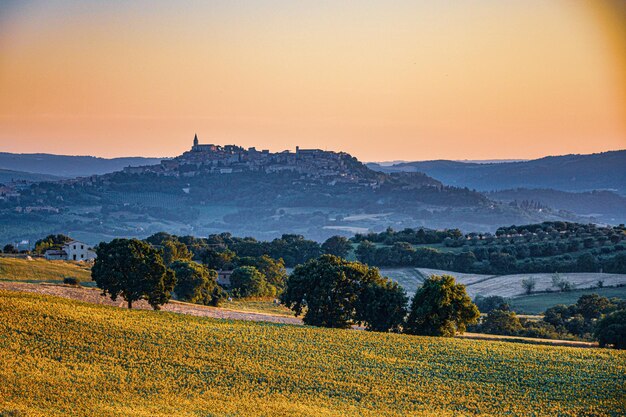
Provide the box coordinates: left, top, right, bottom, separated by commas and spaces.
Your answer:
121, 135, 380, 187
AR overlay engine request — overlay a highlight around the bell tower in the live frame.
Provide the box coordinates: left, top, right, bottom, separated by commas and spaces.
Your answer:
193, 133, 199, 148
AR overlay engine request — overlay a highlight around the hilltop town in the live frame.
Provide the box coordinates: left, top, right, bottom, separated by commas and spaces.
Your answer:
122, 135, 382, 187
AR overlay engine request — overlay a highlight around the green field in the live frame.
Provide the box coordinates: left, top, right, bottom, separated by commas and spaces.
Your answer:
1, 290, 624, 417
0, 257, 92, 283
510, 286, 626, 314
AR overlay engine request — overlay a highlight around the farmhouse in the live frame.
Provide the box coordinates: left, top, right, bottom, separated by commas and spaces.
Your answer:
44, 240, 96, 262
217, 270, 233, 287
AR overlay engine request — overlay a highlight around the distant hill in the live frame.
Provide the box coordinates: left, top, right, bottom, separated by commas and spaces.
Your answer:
0, 144, 585, 244
367, 150, 626, 195
488, 188, 626, 224
0, 168, 61, 184
0, 152, 164, 178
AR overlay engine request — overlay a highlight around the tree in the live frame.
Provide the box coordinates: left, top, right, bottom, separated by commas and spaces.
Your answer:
575, 294, 613, 321
34, 234, 72, 254
3, 244, 17, 254
321, 236, 352, 258
355, 240, 377, 265
404, 275, 479, 337
170, 260, 221, 306
474, 295, 509, 313
236, 255, 287, 291
201, 248, 236, 270
92, 239, 176, 310
595, 310, 626, 349
281, 255, 407, 331
161, 239, 193, 266
543, 304, 571, 329
478, 309, 523, 336
521, 277, 537, 295
230, 266, 275, 298
355, 278, 408, 333
551, 273, 574, 292
576, 253, 598, 272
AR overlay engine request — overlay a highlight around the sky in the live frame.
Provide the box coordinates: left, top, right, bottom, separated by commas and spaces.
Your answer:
0, 0, 625, 161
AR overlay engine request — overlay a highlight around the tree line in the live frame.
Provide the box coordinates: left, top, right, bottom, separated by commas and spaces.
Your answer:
471, 294, 626, 348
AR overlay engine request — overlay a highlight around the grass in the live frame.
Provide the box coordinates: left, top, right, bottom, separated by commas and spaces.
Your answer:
1, 290, 624, 417
0, 256, 92, 284
510, 286, 626, 314
222, 297, 295, 317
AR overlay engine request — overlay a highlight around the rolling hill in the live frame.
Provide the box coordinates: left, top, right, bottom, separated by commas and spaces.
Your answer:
1, 290, 624, 416
487, 188, 626, 224
368, 150, 626, 194
0, 152, 164, 178
0, 168, 61, 184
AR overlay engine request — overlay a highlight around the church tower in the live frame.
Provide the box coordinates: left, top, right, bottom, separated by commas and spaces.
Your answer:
193, 133, 199, 148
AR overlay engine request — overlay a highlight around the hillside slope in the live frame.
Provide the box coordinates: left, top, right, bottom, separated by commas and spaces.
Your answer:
1, 291, 624, 417
0, 152, 163, 178
0, 168, 61, 184
368, 150, 626, 194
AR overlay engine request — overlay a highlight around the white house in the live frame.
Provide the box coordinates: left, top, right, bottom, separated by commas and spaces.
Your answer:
44, 240, 96, 262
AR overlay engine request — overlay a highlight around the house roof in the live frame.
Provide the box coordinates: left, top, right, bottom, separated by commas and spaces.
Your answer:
45, 249, 67, 256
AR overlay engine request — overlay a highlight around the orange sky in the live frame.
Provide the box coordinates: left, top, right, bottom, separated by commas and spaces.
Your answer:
0, 0, 625, 161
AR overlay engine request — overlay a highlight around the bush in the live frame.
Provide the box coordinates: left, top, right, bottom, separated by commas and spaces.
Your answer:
63, 277, 80, 286
521, 277, 537, 294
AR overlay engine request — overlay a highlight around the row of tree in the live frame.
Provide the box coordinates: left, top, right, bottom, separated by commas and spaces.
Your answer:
281, 255, 480, 336
354, 240, 626, 274
471, 294, 626, 348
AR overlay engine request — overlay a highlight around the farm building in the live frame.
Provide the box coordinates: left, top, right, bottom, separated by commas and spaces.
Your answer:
44, 240, 96, 262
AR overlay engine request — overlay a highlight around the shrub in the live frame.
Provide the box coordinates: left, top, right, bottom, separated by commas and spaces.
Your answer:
63, 277, 79, 286
521, 277, 537, 295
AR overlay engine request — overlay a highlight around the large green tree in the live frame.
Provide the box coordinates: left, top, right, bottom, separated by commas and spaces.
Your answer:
595, 310, 626, 349
92, 239, 175, 310
229, 266, 275, 298
404, 275, 479, 337
281, 255, 407, 331
236, 255, 287, 291
170, 260, 221, 306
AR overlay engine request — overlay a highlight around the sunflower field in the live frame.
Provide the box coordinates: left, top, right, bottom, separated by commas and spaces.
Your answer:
0, 290, 624, 416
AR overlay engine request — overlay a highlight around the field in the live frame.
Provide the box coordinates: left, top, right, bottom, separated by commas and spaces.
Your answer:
221, 297, 295, 317
382, 266, 626, 297
1, 290, 625, 417
509, 286, 626, 314
0, 256, 92, 283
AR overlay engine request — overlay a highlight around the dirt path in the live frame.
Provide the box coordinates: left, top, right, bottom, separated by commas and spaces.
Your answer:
0, 281, 302, 325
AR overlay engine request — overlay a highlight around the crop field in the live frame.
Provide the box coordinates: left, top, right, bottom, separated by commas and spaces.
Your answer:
1, 290, 625, 417
383, 267, 626, 298
0, 256, 92, 283
222, 297, 295, 317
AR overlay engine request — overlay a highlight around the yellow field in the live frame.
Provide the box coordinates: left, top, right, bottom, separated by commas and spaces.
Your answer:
0, 256, 92, 283
1, 291, 624, 416
222, 297, 295, 316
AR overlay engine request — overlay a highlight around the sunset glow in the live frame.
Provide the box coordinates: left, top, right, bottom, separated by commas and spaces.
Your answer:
0, 0, 625, 160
